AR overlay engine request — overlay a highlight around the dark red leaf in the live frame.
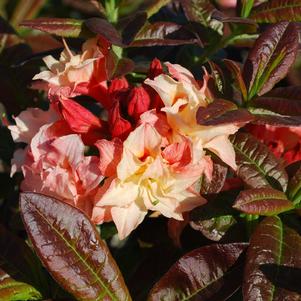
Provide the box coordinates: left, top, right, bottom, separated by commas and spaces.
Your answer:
20, 18, 85, 37
197, 99, 253, 126
288, 165, 301, 204
130, 22, 196, 47
233, 187, 293, 215
244, 216, 301, 300
243, 22, 299, 98
252, 86, 301, 116
251, 0, 301, 23
20, 192, 131, 301
252, 114, 301, 127
85, 18, 124, 46
230, 133, 288, 191
148, 243, 247, 300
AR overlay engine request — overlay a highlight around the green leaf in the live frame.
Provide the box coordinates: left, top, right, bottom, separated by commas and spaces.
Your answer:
240, 0, 255, 18
20, 192, 132, 301
244, 216, 301, 300
243, 22, 299, 99
0, 268, 41, 301
251, 0, 301, 23
230, 132, 288, 191
20, 18, 86, 38
148, 243, 247, 300
233, 187, 294, 215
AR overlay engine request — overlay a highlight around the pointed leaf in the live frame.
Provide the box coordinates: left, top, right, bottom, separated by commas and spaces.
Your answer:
251, 0, 301, 23
223, 59, 248, 101
288, 165, 301, 204
130, 22, 196, 47
148, 243, 247, 301
197, 99, 254, 126
252, 87, 301, 116
244, 216, 301, 300
243, 22, 299, 99
85, 18, 124, 46
230, 132, 288, 191
234, 187, 293, 215
20, 192, 131, 301
0, 268, 41, 301
252, 113, 301, 126
20, 18, 86, 38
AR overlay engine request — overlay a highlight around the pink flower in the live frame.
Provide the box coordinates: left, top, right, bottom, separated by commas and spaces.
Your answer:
22, 132, 104, 217
246, 124, 301, 165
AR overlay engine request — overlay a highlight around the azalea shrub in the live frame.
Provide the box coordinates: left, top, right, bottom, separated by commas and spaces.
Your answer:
1, 0, 301, 300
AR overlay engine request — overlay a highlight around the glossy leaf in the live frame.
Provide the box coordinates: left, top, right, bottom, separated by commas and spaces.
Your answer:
244, 216, 301, 300
20, 18, 85, 38
85, 18, 124, 46
252, 113, 301, 127
251, 0, 301, 23
252, 86, 301, 116
230, 133, 288, 191
148, 243, 247, 300
200, 161, 228, 194
181, 0, 220, 29
0, 268, 41, 301
197, 99, 254, 126
243, 22, 299, 99
20, 192, 131, 301
223, 59, 248, 101
130, 22, 196, 47
233, 187, 293, 215
288, 166, 301, 204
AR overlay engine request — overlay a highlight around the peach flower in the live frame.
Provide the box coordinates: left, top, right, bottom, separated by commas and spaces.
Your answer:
93, 110, 210, 239
145, 63, 240, 170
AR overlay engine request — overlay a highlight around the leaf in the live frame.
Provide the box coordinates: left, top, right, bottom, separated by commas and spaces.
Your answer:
138, 0, 172, 17
112, 58, 135, 78
252, 86, 301, 116
196, 99, 254, 126
120, 12, 147, 45
20, 18, 86, 38
0, 224, 46, 295
244, 216, 301, 300
243, 22, 299, 99
181, 0, 222, 31
130, 22, 196, 47
200, 161, 228, 194
288, 165, 301, 204
0, 268, 41, 301
251, 0, 301, 23
230, 132, 288, 191
148, 243, 247, 301
223, 59, 248, 101
252, 113, 301, 126
85, 18, 124, 46
20, 192, 131, 301
233, 187, 293, 215
240, 0, 255, 18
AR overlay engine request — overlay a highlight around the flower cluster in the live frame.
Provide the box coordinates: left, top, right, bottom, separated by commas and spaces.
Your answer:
9, 37, 245, 239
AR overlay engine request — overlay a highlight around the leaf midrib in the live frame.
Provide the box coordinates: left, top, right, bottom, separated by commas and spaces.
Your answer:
28, 200, 118, 301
